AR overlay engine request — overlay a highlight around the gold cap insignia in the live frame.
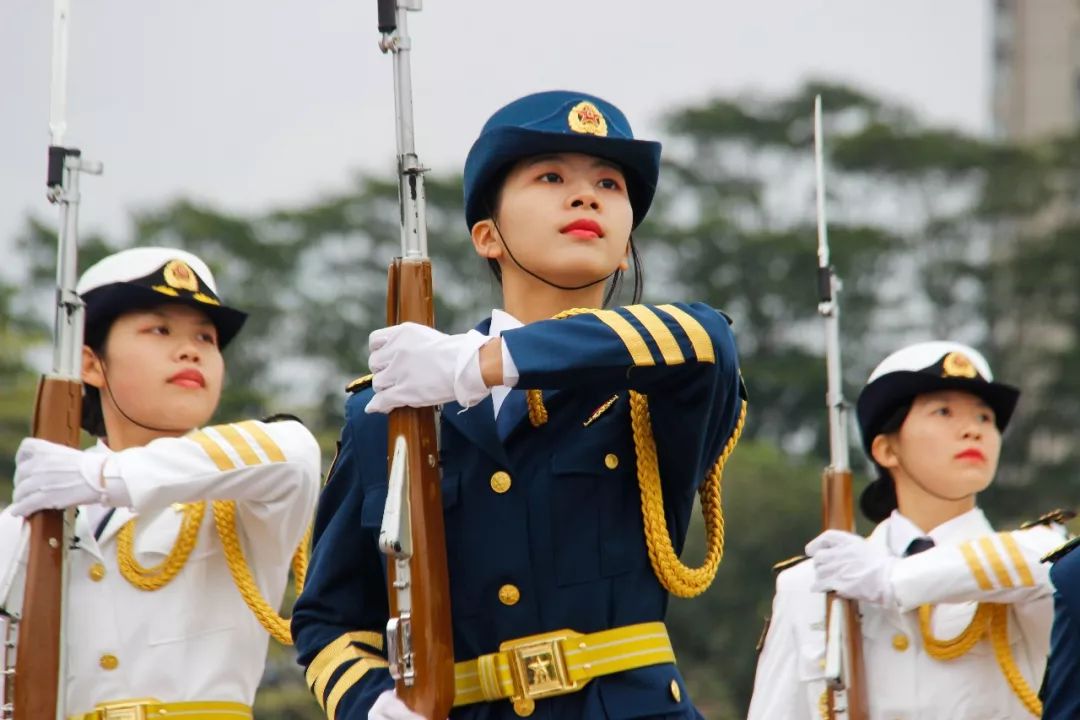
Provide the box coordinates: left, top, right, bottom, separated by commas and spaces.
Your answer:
568, 101, 608, 137
942, 352, 978, 379
163, 259, 199, 292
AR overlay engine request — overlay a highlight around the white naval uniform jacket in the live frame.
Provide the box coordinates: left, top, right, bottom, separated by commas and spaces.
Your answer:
747, 509, 1063, 720
0, 419, 320, 716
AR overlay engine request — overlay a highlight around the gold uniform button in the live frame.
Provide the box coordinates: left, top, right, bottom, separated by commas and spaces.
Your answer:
892, 633, 910, 652
670, 678, 682, 702
513, 697, 535, 717
490, 471, 512, 494
99, 654, 119, 670
604, 453, 619, 470
88, 563, 106, 582
498, 584, 521, 606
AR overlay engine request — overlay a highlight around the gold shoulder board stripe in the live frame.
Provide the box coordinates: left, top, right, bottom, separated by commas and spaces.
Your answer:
346, 374, 374, 393
771, 555, 809, 575
623, 305, 685, 365
591, 309, 655, 366
214, 424, 262, 466
189, 430, 236, 471
1043, 536, 1080, 564
960, 541, 994, 590
1020, 508, 1077, 529
998, 533, 1035, 587
237, 420, 286, 463
654, 304, 715, 363
978, 536, 1015, 588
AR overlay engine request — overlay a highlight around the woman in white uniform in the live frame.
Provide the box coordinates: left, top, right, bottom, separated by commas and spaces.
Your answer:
2, 247, 320, 719
748, 341, 1063, 720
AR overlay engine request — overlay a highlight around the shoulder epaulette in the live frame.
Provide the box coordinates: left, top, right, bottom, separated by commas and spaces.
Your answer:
772, 554, 809, 575
1021, 508, 1077, 530
346, 374, 374, 394
261, 412, 305, 425
1042, 536, 1080, 564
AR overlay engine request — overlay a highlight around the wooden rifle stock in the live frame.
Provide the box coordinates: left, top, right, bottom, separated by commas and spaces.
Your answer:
13, 376, 82, 719
822, 467, 867, 720
385, 258, 455, 719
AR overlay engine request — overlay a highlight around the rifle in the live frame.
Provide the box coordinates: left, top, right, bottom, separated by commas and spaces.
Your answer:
375, 1, 455, 717
814, 95, 868, 720
10, 2, 102, 718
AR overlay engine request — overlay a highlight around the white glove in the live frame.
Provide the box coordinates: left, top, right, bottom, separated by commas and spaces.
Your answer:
806, 529, 897, 606
369, 689, 428, 720
366, 323, 492, 415
9, 438, 129, 517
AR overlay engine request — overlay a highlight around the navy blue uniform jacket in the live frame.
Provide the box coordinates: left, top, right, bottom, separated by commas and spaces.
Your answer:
293, 303, 744, 719
1042, 541, 1080, 719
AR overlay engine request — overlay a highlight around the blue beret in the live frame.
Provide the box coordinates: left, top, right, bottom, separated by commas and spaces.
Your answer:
463, 90, 661, 230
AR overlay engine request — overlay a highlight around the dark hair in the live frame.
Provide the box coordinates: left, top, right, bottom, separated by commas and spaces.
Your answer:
858, 400, 912, 523
479, 163, 645, 306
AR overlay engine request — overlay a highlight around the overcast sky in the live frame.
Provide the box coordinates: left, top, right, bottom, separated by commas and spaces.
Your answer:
1, 0, 989, 272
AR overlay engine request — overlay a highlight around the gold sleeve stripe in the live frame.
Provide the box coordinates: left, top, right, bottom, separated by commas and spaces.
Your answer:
999, 533, 1036, 587
326, 657, 390, 720
978, 536, 1015, 588
654, 304, 715, 363
960, 541, 993, 591
623, 305, 685, 365
214, 424, 262, 466
312, 646, 385, 706
237, 420, 287, 463
189, 430, 236, 471
591, 309, 655, 366
306, 631, 386, 690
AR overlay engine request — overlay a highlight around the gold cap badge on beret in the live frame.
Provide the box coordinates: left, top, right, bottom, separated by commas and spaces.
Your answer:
163, 259, 200, 292
568, 101, 608, 137
942, 351, 978, 379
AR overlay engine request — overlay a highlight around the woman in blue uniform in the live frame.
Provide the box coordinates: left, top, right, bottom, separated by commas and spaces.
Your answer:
292, 90, 746, 720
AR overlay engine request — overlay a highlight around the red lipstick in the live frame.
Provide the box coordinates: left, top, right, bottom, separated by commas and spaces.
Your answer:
955, 448, 985, 462
560, 219, 604, 239
169, 368, 206, 389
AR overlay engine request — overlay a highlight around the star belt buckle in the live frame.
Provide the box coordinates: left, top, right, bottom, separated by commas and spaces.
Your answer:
501, 629, 580, 707
93, 698, 158, 720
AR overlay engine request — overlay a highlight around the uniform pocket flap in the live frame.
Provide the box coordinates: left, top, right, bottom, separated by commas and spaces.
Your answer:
596, 664, 691, 719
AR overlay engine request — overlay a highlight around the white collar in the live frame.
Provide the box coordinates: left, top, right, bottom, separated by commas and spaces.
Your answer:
489, 308, 523, 337
877, 507, 992, 556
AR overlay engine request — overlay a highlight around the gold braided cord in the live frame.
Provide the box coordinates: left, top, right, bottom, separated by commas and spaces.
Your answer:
919, 602, 1040, 716
523, 306, 747, 597
212, 499, 310, 645
526, 307, 593, 429
988, 603, 1042, 717
117, 501, 206, 591
631, 393, 746, 597
918, 603, 993, 659
818, 688, 830, 720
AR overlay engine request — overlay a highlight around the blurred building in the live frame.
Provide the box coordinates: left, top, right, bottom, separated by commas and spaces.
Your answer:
991, 0, 1080, 140
990, 1, 1080, 479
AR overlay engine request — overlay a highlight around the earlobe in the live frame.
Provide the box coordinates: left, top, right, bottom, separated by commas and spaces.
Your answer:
82, 346, 104, 389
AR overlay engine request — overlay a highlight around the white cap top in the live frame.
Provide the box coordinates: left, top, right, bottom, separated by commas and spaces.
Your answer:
77, 247, 220, 296
866, 341, 994, 384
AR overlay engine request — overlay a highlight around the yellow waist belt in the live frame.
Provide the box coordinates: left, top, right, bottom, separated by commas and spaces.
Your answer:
453, 621, 675, 716
69, 698, 252, 720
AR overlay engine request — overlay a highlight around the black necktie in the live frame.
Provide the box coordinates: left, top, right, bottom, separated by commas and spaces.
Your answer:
905, 536, 936, 556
